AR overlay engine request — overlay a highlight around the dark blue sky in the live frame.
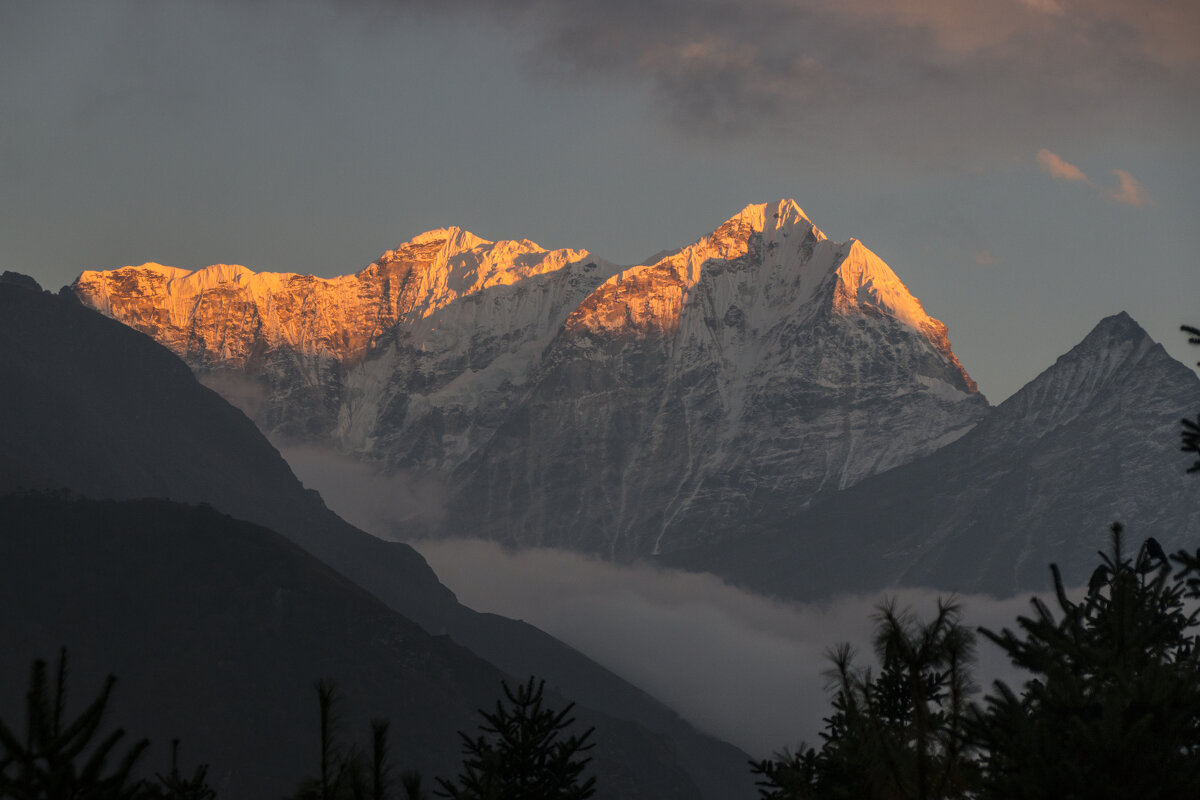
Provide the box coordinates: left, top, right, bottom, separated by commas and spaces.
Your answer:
4, 0, 1198, 401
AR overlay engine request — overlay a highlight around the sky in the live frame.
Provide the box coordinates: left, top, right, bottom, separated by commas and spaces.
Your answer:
3, 0, 1198, 401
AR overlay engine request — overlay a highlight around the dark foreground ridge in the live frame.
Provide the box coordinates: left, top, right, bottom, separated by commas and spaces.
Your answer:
0, 278, 752, 800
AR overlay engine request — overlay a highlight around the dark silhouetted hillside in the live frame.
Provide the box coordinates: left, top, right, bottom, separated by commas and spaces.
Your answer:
0, 279, 751, 799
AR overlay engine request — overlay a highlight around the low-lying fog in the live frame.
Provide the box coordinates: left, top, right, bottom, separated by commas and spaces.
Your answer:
283, 445, 1040, 757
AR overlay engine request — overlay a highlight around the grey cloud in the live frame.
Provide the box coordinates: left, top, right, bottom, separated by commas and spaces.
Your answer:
413, 538, 1041, 757
280, 444, 448, 536
280, 445, 1063, 756
356, 0, 1200, 166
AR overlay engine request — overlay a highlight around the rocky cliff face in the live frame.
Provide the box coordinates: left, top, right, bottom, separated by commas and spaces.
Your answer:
72, 200, 987, 556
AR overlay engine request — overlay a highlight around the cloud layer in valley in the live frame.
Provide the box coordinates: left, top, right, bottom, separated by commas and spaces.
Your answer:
413, 538, 1045, 757
280, 444, 448, 534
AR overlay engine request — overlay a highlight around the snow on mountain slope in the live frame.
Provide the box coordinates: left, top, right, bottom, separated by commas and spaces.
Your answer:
445, 200, 987, 555
72, 200, 986, 556
74, 230, 614, 444
74, 228, 597, 366
892, 311, 1200, 591
664, 312, 1200, 599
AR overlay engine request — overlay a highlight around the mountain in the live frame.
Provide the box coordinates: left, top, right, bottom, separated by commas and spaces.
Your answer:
0, 493, 515, 799
0, 278, 752, 800
0, 493, 722, 800
72, 200, 987, 556
446, 201, 985, 555
664, 312, 1200, 598
72, 229, 615, 444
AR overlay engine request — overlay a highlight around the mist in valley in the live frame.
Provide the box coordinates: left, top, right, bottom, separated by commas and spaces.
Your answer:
283, 445, 1042, 757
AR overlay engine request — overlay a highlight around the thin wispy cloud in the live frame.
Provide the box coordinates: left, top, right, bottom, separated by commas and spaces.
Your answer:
1106, 168, 1154, 207
1036, 149, 1153, 207
280, 444, 448, 534
1037, 149, 1090, 183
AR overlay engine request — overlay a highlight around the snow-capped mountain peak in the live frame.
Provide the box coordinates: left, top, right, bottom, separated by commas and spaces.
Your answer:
378, 226, 486, 266
983, 311, 1162, 444
565, 198, 834, 336
72, 201, 987, 556
833, 239, 930, 330
719, 199, 820, 237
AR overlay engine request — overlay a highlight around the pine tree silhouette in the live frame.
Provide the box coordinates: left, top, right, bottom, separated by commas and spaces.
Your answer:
435, 677, 596, 800
751, 600, 977, 800
368, 719, 390, 800
286, 680, 367, 800
399, 769, 427, 800
285, 680, 432, 800
975, 523, 1200, 799
0, 648, 152, 799
152, 739, 216, 800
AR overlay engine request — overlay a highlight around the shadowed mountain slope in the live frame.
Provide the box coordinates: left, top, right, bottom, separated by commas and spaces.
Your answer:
665, 313, 1200, 598
0, 278, 751, 800
0, 494, 505, 799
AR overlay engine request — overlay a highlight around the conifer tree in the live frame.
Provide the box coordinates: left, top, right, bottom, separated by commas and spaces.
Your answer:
974, 524, 1200, 799
751, 599, 977, 800
287, 681, 422, 800
152, 739, 216, 800
0, 648, 153, 799
399, 769, 427, 800
287, 680, 365, 800
368, 719, 390, 800
435, 677, 596, 800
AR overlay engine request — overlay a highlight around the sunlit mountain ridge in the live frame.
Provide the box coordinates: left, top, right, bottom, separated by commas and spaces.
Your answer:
73, 199, 987, 556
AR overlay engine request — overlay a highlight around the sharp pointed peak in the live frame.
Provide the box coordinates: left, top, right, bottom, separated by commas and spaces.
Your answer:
1057, 312, 1159, 363
994, 311, 1165, 420
772, 198, 814, 224
1064, 312, 1158, 358
698, 199, 827, 253
406, 226, 490, 251
1085, 310, 1148, 340
722, 199, 815, 230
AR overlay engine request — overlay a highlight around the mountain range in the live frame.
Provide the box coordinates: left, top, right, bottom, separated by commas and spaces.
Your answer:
68, 199, 1200, 597
73, 200, 988, 557
6, 197, 1196, 795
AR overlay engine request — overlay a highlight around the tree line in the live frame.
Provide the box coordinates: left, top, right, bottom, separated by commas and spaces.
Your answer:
8, 522, 1199, 799
0, 657, 595, 800
751, 524, 1200, 799
750, 323, 1200, 799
